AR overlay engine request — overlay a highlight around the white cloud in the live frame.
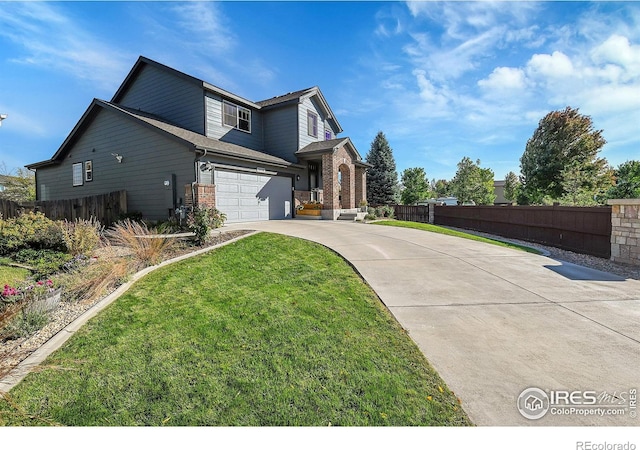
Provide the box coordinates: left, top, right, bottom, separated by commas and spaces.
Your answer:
478, 67, 526, 91
591, 35, 640, 81
413, 69, 449, 111
0, 3, 130, 91
526, 51, 574, 79
171, 2, 235, 55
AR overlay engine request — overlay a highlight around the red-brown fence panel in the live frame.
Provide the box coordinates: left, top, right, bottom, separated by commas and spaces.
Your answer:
433, 205, 611, 258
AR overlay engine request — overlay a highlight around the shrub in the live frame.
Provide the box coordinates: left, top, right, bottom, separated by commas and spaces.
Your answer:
187, 207, 227, 245
0, 212, 64, 255
104, 219, 178, 268
58, 218, 103, 257
13, 249, 72, 278
375, 205, 395, 219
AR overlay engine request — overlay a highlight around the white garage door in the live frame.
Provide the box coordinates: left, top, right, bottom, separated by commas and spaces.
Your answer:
215, 169, 292, 223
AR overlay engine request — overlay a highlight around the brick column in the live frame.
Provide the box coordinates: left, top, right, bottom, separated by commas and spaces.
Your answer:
355, 166, 366, 207
608, 199, 640, 266
185, 183, 216, 209
322, 153, 338, 210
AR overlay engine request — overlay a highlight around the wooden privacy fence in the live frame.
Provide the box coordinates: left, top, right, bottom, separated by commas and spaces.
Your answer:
434, 205, 612, 258
394, 205, 430, 223
0, 198, 21, 219
35, 190, 127, 227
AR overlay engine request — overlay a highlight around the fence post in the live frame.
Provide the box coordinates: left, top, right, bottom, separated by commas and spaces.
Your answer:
428, 203, 435, 224
607, 198, 640, 266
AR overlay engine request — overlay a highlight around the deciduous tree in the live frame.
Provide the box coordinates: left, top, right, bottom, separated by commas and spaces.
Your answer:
519, 107, 608, 204
400, 167, 431, 205
607, 160, 640, 199
449, 157, 496, 205
0, 164, 35, 203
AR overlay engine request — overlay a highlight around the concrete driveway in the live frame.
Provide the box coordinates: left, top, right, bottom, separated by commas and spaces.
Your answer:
225, 220, 640, 426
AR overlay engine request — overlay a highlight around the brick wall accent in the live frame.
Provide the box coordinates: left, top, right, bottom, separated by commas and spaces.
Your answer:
355, 166, 366, 207
319, 143, 367, 215
184, 184, 216, 209
321, 153, 336, 210
608, 199, 640, 266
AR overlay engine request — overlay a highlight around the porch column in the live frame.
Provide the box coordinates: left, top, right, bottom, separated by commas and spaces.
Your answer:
355, 166, 366, 207
321, 153, 339, 210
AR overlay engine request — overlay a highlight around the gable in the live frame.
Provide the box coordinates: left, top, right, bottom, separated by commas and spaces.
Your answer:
112, 58, 205, 134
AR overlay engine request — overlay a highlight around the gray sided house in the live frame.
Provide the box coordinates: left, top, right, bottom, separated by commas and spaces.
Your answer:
27, 56, 369, 223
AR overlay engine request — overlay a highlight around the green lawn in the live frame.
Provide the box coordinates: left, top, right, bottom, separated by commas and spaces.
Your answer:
0, 233, 471, 426
0, 258, 31, 287
373, 220, 542, 254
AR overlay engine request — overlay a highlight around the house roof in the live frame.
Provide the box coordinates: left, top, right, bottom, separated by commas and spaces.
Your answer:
296, 138, 371, 168
257, 86, 343, 133
26, 99, 304, 170
112, 56, 261, 110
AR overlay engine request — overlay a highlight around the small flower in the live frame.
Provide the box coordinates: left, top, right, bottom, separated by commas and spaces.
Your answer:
427, 396, 433, 401
438, 386, 444, 393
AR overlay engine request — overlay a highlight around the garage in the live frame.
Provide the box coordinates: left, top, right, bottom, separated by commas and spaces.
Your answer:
214, 168, 292, 223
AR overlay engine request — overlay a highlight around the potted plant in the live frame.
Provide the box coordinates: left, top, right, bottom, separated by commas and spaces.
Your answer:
359, 200, 368, 212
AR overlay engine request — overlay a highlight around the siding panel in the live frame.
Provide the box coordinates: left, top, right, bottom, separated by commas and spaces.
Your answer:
35, 109, 195, 221
298, 97, 327, 150
118, 64, 204, 134
205, 93, 263, 151
262, 105, 299, 162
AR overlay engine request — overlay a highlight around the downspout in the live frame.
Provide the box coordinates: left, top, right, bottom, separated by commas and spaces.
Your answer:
192, 148, 212, 209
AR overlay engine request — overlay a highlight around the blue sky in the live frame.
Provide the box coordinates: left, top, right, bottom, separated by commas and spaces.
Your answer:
0, 1, 638, 183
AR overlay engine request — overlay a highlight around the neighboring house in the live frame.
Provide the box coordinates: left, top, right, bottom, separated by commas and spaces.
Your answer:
493, 180, 512, 205
26, 56, 369, 222
0, 175, 7, 193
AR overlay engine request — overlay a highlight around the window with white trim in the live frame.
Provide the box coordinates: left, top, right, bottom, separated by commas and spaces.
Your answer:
307, 110, 318, 137
85, 160, 93, 182
222, 100, 251, 133
72, 163, 83, 186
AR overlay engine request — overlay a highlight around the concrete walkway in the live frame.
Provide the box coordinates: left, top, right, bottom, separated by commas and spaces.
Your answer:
225, 220, 640, 426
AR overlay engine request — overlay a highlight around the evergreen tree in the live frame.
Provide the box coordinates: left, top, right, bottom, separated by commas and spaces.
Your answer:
365, 131, 399, 205
503, 171, 520, 203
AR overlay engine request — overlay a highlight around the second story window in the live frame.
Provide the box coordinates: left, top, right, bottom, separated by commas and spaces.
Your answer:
223, 100, 251, 133
307, 110, 318, 137
85, 160, 93, 182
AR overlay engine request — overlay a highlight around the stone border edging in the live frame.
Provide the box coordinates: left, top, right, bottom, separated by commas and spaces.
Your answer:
0, 230, 260, 393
